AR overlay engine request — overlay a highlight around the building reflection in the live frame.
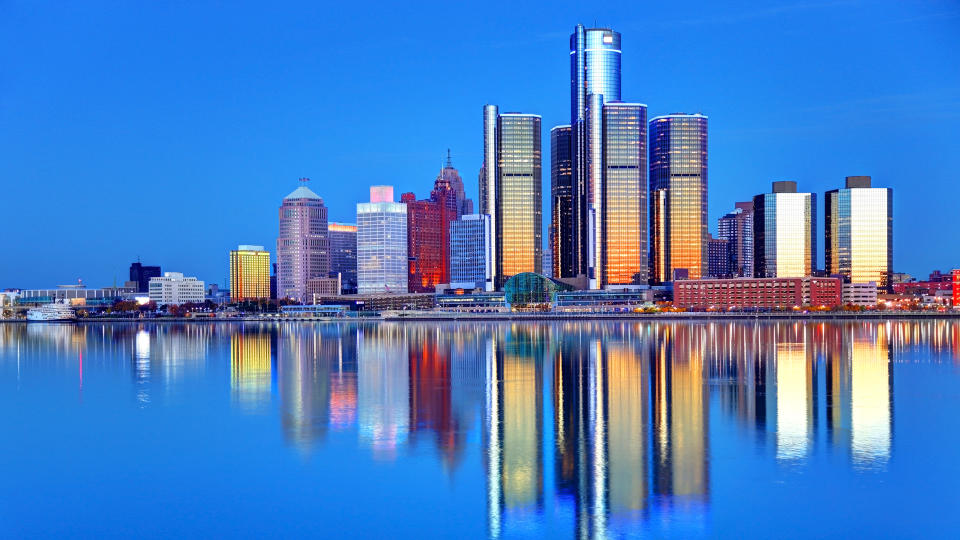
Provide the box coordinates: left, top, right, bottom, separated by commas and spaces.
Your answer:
230, 330, 272, 411
357, 324, 409, 459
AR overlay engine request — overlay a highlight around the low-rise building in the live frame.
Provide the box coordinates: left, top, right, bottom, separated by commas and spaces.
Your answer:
674, 277, 842, 310
842, 282, 878, 307
17, 284, 137, 306
953, 269, 960, 308
149, 272, 205, 305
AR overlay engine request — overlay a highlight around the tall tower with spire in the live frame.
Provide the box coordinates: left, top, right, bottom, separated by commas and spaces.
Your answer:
436, 149, 473, 216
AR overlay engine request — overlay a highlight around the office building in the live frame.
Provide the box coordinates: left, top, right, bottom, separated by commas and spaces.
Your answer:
674, 277, 841, 310
18, 284, 136, 307
707, 234, 731, 278
229, 245, 270, 301
357, 186, 408, 294
843, 282, 878, 306
437, 149, 473, 217
329, 223, 358, 294
825, 176, 893, 291
550, 125, 574, 278
480, 106, 542, 288
276, 181, 331, 302
129, 262, 161, 293
402, 176, 458, 293
450, 214, 493, 291
649, 113, 709, 283
148, 272, 205, 305
753, 181, 816, 278
570, 25, 621, 279
717, 201, 754, 277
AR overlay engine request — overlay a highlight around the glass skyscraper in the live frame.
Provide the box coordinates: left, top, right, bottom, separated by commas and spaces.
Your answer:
550, 125, 574, 279
229, 245, 271, 301
753, 181, 816, 278
450, 214, 493, 291
328, 223, 357, 294
481, 106, 542, 289
717, 201, 754, 278
825, 176, 892, 290
277, 182, 330, 302
570, 25, 621, 280
649, 113, 708, 283
357, 186, 408, 294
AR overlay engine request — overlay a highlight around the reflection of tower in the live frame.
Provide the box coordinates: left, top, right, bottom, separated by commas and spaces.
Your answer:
278, 325, 333, 451
329, 325, 358, 431
408, 328, 464, 469
134, 328, 151, 406
775, 333, 816, 461
358, 326, 409, 459
604, 338, 649, 524
231, 331, 272, 411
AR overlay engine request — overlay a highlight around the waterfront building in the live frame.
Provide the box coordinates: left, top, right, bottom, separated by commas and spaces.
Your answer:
753, 181, 816, 278
570, 24, 622, 280
953, 269, 960, 307
276, 181, 331, 302
450, 214, 493, 291
17, 284, 137, 306
843, 282, 878, 307
329, 223, 358, 294
706, 234, 731, 278
480, 106, 542, 288
402, 177, 458, 293
229, 245, 270, 301
649, 113, 709, 283
129, 262, 161, 293
437, 149, 473, 217
148, 272, 205, 305
717, 201, 754, 277
674, 276, 842, 310
825, 176, 893, 291
357, 186, 408, 294
550, 125, 574, 279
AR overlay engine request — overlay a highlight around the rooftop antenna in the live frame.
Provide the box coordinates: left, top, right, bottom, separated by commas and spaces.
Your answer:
446, 148, 452, 168
299, 177, 310, 184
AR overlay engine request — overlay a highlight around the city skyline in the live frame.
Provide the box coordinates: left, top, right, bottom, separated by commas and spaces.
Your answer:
2, 1, 959, 288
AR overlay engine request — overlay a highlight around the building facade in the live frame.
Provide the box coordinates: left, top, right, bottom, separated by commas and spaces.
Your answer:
825, 176, 893, 291
437, 150, 473, 217
480, 106, 542, 288
402, 176, 458, 293
674, 277, 842, 310
229, 245, 270, 301
953, 269, 960, 308
148, 272, 205, 305
357, 186, 408, 294
649, 113, 708, 283
550, 125, 574, 279
449, 214, 493, 291
717, 201, 754, 277
328, 223, 358, 294
129, 262, 161, 293
753, 181, 816, 278
706, 234, 731, 278
276, 182, 330, 302
842, 282, 878, 306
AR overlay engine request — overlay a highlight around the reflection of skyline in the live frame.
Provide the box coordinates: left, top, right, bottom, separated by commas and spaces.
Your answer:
231, 331, 272, 411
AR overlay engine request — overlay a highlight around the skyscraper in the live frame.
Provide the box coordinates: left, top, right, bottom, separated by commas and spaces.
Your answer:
357, 186, 407, 294
437, 149, 474, 217
706, 234, 731, 279
229, 245, 270, 301
129, 262, 161, 293
754, 181, 816, 278
480, 106, 542, 288
550, 125, 574, 279
825, 176, 893, 291
649, 113, 708, 283
717, 201, 754, 278
449, 214, 493, 291
402, 181, 457, 293
276, 181, 330, 302
329, 223, 358, 294
570, 25, 622, 279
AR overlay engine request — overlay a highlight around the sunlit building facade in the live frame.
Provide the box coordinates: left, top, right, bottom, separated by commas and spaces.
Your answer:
357, 186, 408, 294
717, 201, 754, 277
550, 125, 574, 279
825, 176, 893, 291
753, 181, 816, 278
277, 183, 330, 302
481, 106, 542, 288
401, 181, 457, 293
229, 245, 270, 301
649, 114, 708, 283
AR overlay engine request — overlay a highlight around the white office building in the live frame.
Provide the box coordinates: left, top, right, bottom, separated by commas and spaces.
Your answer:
149, 272, 206, 305
843, 281, 878, 307
357, 186, 408, 294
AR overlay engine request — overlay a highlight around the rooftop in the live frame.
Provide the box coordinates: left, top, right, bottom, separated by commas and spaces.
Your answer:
283, 185, 322, 200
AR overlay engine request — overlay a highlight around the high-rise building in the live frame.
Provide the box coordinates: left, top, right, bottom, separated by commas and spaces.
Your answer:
480, 106, 542, 288
717, 201, 754, 277
402, 183, 457, 293
754, 181, 816, 278
129, 262, 161, 293
570, 25, 622, 279
357, 186, 408, 294
229, 245, 270, 301
450, 214, 493, 291
649, 113, 708, 283
550, 125, 574, 279
276, 181, 330, 302
328, 223, 358, 294
825, 176, 893, 291
706, 234, 731, 278
148, 272, 205, 305
437, 149, 473, 217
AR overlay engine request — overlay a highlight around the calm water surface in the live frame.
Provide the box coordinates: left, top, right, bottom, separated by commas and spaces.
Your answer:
2, 320, 959, 538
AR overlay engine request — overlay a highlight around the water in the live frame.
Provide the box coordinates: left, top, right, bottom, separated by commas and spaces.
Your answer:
1, 320, 959, 538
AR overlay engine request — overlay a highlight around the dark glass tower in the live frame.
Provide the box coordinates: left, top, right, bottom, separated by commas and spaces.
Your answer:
550, 125, 574, 279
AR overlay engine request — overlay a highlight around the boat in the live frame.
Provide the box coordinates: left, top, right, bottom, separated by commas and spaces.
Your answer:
26, 301, 77, 322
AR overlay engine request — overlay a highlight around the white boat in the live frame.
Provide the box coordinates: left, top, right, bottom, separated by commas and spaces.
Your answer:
27, 301, 77, 322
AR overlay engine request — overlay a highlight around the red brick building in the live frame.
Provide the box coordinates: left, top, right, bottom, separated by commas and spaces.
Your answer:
674, 277, 842, 310
953, 269, 960, 307
401, 178, 459, 293
892, 281, 952, 296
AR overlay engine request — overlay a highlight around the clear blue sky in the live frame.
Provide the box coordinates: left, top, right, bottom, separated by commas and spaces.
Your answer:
2, 0, 958, 288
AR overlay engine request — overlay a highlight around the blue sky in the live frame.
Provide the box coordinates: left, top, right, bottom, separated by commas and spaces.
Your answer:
1, 0, 958, 288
